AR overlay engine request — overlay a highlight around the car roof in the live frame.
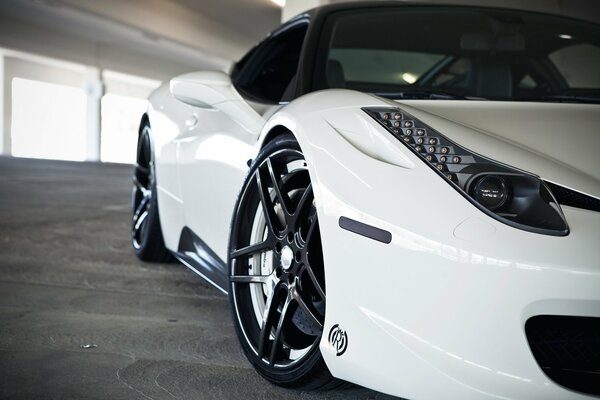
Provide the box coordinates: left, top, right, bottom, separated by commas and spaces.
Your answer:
297, 1, 598, 26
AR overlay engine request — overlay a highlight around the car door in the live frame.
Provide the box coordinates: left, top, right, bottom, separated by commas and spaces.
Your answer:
176, 20, 310, 267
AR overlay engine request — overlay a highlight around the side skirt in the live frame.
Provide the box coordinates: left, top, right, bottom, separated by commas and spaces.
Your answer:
173, 227, 228, 295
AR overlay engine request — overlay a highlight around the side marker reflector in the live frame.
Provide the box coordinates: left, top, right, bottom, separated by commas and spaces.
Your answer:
339, 216, 392, 244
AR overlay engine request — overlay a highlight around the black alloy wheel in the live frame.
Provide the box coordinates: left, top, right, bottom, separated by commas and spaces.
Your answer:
229, 135, 339, 389
131, 122, 170, 262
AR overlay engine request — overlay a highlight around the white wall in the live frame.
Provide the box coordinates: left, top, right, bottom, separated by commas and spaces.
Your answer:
2, 52, 86, 159
0, 49, 163, 161
0, 0, 240, 160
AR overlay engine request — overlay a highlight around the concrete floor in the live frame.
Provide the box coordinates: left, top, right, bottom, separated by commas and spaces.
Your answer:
0, 157, 396, 400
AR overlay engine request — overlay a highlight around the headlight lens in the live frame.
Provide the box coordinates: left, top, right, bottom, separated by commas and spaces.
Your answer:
473, 175, 509, 211
364, 107, 569, 236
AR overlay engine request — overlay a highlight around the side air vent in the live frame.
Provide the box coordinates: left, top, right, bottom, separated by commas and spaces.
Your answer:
526, 315, 600, 396
545, 182, 600, 213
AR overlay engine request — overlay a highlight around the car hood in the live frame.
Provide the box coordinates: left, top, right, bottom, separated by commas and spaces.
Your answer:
394, 100, 600, 199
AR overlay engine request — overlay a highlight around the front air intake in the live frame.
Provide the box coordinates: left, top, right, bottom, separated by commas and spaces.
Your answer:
525, 315, 600, 396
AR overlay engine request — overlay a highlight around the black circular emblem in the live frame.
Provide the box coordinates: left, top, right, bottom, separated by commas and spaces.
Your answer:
328, 324, 348, 356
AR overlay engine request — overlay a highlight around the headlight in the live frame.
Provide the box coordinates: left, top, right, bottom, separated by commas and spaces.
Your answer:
364, 107, 569, 236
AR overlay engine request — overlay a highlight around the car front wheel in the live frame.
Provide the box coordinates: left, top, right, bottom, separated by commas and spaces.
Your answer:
228, 134, 338, 389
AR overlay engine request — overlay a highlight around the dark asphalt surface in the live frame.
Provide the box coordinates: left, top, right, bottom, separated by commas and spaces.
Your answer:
0, 157, 396, 400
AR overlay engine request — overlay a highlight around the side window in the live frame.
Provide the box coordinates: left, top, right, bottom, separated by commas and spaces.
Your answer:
234, 23, 308, 104
549, 44, 600, 88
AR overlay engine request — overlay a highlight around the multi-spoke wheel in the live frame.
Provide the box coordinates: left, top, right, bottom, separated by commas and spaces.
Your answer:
131, 121, 171, 262
229, 134, 338, 389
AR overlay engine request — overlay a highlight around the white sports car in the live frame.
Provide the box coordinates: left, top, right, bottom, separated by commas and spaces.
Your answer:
131, 2, 600, 399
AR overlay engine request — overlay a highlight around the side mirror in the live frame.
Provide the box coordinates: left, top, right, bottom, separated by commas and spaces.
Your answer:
170, 71, 261, 133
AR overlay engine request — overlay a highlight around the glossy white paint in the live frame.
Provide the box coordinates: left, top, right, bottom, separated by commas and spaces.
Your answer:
148, 78, 274, 259
146, 83, 187, 250
146, 82, 600, 399
267, 90, 600, 400
170, 71, 263, 133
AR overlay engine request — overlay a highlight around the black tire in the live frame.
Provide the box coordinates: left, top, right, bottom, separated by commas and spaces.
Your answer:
228, 134, 340, 390
131, 121, 171, 263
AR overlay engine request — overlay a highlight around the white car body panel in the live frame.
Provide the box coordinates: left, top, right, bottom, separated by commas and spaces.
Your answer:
170, 71, 264, 133
148, 83, 276, 260
146, 84, 187, 250
177, 121, 254, 260
146, 85, 600, 399
267, 90, 600, 400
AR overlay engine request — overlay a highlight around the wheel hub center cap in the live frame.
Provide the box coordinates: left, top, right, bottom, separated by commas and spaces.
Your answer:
280, 245, 294, 270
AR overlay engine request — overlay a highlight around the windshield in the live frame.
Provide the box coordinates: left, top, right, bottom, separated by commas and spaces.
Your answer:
314, 7, 600, 102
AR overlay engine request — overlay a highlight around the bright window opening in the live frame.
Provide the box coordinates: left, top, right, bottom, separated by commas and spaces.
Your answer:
100, 94, 148, 164
11, 78, 87, 161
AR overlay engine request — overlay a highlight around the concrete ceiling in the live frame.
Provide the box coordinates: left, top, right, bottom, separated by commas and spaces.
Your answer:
173, 0, 281, 40
0, 0, 282, 79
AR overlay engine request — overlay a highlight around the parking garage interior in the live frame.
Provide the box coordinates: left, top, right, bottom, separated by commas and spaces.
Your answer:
0, 1, 599, 399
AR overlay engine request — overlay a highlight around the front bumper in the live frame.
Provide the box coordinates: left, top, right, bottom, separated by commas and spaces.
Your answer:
321, 203, 599, 400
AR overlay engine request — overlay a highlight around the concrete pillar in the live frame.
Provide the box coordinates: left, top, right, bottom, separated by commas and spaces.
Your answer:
83, 66, 103, 162
0, 53, 6, 155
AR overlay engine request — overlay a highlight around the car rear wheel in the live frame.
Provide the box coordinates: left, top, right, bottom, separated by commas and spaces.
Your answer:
228, 134, 339, 389
131, 122, 171, 262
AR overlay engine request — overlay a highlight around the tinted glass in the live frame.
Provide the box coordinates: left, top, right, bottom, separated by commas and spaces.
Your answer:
235, 23, 308, 104
315, 7, 600, 102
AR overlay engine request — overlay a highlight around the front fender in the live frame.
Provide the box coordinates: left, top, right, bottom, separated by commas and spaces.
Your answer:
256, 90, 600, 400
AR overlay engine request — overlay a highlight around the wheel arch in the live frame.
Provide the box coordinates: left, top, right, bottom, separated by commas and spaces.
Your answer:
137, 113, 158, 159
259, 124, 294, 151
139, 113, 150, 135
253, 90, 399, 383
228, 129, 336, 389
